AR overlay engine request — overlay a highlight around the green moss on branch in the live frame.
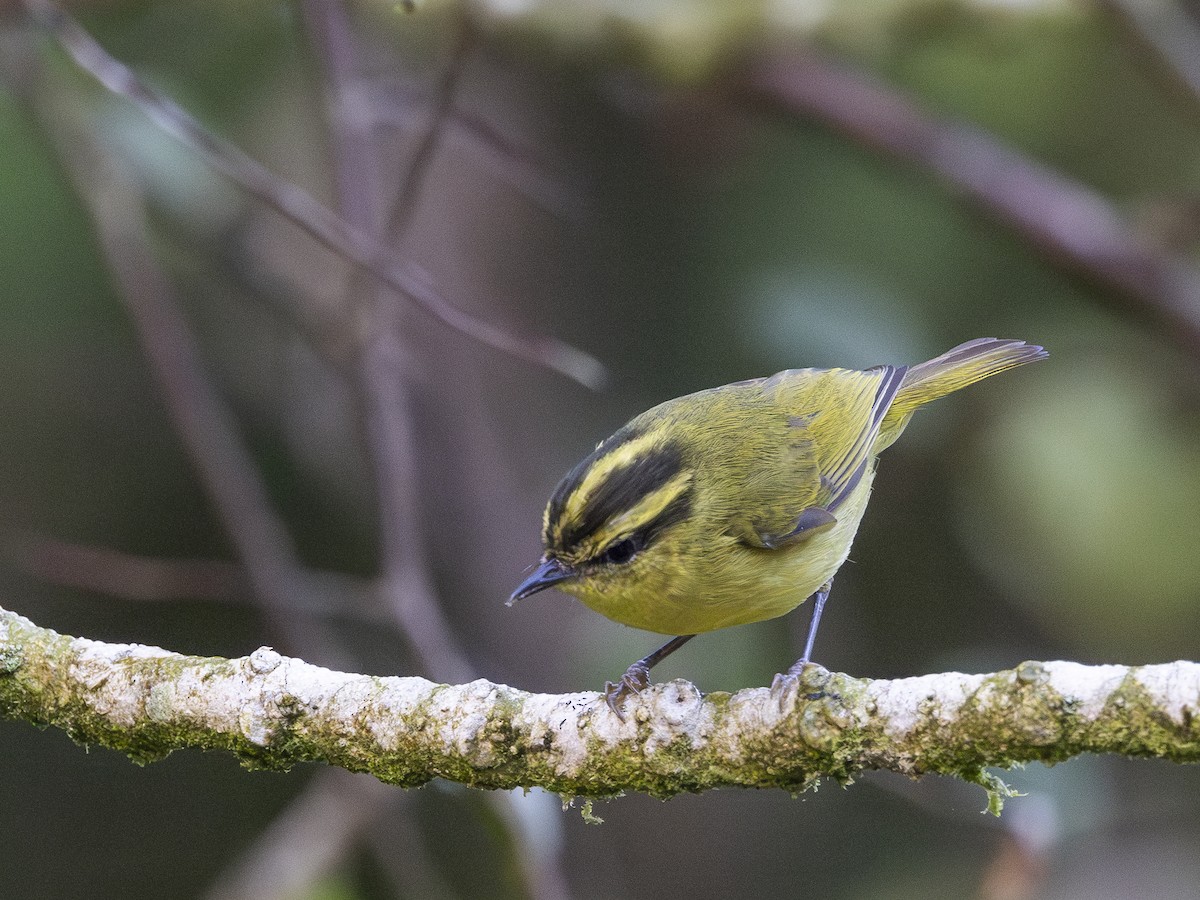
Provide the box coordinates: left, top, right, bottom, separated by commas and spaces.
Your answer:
2, 604, 1198, 809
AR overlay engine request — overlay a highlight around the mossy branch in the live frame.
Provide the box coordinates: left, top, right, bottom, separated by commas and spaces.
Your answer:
2, 604, 1198, 810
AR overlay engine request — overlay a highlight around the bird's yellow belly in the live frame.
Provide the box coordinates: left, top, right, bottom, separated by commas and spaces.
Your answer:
571, 473, 875, 635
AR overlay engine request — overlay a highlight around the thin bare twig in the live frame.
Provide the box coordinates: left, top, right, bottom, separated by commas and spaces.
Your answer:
371, 82, 582, 217
382, 17, 474, 242
305, 0, 475, 684
22, 0, 605, 389
355, 336, 476, 683
189, 6, 482, 895
746, 52, 1200, 356
183, 8, 568, 900
34, 90, 357, 667
305, 7, 570, 898
10, 534, 389, 624
11, 535, 250, 603
303, 0, 383, 238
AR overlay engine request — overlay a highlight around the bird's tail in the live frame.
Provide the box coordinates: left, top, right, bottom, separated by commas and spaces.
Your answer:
877, 338, 1047, 448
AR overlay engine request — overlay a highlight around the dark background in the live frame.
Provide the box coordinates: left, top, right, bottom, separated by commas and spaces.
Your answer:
2, 1, 1200, 898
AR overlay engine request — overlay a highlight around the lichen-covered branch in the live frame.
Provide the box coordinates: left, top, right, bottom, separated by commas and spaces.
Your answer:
2, 604, 1198, 810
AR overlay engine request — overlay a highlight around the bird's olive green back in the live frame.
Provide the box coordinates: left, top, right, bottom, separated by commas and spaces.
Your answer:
542, 364, 899, 567
529, 337, 1045, 635
540, 338, 1046, 571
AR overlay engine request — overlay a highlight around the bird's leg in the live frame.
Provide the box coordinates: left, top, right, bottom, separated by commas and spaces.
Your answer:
605, 634, 695, 719
798, 581, 831, 668
771, 581, 833, 705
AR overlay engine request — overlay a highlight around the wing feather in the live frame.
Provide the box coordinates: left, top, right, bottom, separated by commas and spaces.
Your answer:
744, 364, 906, 549
818, 364, 907, 512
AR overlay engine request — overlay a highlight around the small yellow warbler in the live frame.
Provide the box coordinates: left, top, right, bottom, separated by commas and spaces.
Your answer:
510, 338, 1046, 714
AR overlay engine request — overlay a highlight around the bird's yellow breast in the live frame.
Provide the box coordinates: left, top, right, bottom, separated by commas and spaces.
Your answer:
559, 458, 877, 635
530, 338, 1046, 638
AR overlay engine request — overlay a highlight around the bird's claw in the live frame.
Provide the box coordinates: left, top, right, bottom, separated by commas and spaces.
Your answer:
604, 662, 651, 720
769, 660, 827, 712
769, 671, 800, 712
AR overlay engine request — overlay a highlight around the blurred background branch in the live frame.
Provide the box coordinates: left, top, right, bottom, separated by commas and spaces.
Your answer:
14, 2, 572, 897
38, 93, 351, 666
22, 0, 606, 389
1102, 0, 1200, 109
745, 51, 1200, 356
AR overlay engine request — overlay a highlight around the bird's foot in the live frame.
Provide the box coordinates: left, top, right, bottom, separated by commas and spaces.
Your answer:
604, 661, 651, 720
769, 660, 828, 712
769, 670, 801, 712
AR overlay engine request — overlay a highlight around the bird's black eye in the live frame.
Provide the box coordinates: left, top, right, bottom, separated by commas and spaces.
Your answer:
600, 537, 639, 566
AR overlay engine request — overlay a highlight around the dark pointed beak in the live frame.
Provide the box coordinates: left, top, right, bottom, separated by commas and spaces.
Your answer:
507, 557, 576, 606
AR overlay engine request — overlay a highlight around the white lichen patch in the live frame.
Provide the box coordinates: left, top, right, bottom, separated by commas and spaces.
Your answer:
713, 686, 787, 764
64, 638, 176, 726
434, 680, 504, 766
513, 691, 599, 775
71, 637, 173, 664
248, 646, 283, 675
1042, 661, 1128, 720
154, 664, 243, 727
867, 671, 986, 738
270, 656, 363, 708
641, 680, 708, 755
587, 699, 641, 745
236, 708, 270, 745
1133, 662, 1200, 727
650, 680, 704, 728
359, 676, 441, 751
146, 681, 177, 723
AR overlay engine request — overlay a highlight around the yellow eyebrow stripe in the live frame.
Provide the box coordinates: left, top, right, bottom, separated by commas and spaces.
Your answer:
561, 427, 670, 528
585, 470, 693, 551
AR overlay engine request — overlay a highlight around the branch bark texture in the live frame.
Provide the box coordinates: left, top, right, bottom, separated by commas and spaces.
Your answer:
2, 604, 1198, 808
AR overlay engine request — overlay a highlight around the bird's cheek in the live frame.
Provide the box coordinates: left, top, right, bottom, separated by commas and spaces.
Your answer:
571, 567, 630, 602
553, 573, 597, 601
619, 558, 670, 598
